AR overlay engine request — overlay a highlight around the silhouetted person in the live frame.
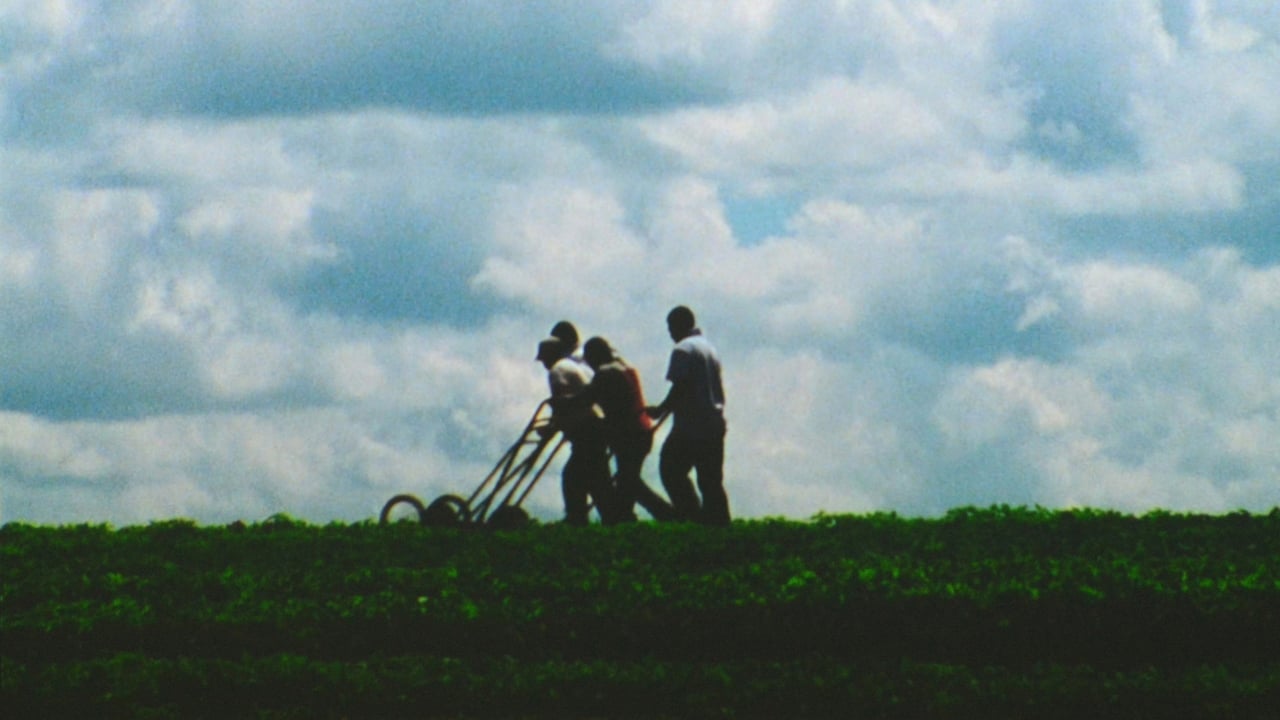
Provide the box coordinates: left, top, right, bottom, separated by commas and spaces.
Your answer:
537, 336, 616, 525
648, 306, 730, 525
550, 320, 581, 358
580, 336, 676, 523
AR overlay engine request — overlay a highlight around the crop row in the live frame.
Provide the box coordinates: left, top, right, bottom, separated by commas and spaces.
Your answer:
3, 507, 1278, 716
6, 508, 1276, 607
4, 508, 1278, 660
5, 654, 1278, 720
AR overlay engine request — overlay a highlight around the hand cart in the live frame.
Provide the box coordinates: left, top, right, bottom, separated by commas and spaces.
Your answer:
379, 399, 566, 529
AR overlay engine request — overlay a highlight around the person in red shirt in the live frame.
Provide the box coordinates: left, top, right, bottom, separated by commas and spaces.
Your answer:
580, 336, 675, 523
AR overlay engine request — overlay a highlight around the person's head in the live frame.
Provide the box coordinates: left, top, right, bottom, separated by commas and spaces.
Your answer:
582, 336, 615, 370
549, 320, 579, 352
666, 305, 696, 342
535, 336, 567, 369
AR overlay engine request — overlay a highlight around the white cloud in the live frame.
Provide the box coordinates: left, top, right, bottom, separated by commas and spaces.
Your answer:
615, 0, 781, 67
933, 357, 1236, 512
130, 268, 235, 340
727, 346, 929, 517
644, 77, 952, 176
178, 188, 334, 270
323, 341, 387, 402
639, 70, 1026, 199
473, 181, 650, 313
1072, 262, 1202, 326
0, 241, 39, 288
3, 1, 1279, 524
48, 189, 158, 306
929, 241, 1280, 513
1189, 0, 1266, 52
937, 359, 1099, 446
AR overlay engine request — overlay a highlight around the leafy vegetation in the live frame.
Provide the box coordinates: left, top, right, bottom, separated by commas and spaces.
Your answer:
3, 506, 1278, 718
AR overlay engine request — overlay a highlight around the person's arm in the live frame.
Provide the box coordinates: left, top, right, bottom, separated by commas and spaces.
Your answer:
545, 365, 586, 434
556, 371, 601, 415
648, 348, 686, 418
646, 378, 688, 419
547, 363, 605, 437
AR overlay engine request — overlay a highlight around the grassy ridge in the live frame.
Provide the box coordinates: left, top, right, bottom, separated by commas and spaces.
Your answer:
3, 506, 1278, 718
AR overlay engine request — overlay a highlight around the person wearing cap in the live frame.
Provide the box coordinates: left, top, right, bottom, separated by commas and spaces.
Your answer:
578, 336, 675, 523
536, 335, 617, 525
647, 306, 730, 525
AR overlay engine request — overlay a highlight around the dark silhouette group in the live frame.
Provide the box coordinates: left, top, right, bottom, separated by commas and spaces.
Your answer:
536, 307, 729, 526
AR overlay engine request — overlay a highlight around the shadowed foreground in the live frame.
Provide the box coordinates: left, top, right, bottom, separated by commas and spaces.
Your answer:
3, 506, 1277, 718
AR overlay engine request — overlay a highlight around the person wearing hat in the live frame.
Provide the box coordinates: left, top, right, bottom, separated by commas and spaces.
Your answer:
536, 334, 616, 525
578, 336, 675, 523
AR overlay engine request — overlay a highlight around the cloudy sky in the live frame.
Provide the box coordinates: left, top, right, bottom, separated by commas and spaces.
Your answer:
2, 0, 1278, 525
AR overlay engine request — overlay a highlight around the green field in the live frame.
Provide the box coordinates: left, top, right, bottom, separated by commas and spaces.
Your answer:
3, 506, 1278, 718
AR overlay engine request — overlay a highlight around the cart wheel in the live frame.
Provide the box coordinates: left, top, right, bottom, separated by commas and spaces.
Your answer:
380, 494, 427, 524
423, 494, 471, 527
487, 505, 530, 530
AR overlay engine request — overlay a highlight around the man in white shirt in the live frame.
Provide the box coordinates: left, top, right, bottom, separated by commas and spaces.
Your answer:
647, 306, 730, 526
537, 336, 615, 525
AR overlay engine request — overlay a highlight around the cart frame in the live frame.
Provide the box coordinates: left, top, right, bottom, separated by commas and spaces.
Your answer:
379, 400, 568, 528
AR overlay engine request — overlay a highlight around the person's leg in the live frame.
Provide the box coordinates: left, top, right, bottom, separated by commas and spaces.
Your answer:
582, 445, 623, 525
694, 427, 730, 526
561, 448, 590, 526
629, 472, 676, 521
611, 439, 641, 521
659, 432, 701, 522
616, 434, 674, 522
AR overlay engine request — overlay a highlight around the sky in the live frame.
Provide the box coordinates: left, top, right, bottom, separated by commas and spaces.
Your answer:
2, 0, 1278, 525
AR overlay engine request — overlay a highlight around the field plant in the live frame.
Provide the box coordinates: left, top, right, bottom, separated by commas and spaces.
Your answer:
2, 506, 1277, 718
